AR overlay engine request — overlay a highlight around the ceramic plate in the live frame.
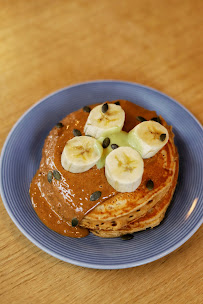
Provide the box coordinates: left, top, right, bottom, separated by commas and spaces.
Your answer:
1, 81, 202, 269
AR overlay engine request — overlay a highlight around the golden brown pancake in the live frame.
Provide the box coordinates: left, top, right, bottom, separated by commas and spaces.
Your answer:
80, 132, 178, 231
29, 100, 179, 238
91, 149, 179, 237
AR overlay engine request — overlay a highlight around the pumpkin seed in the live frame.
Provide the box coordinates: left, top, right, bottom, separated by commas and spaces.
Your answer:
53, 170, 61, 180
71, 218, 79, 227
90, 191, 102, 201
102, 137, 110, 148
136, 116, 147, 122
83, 106, 91, 113
151, 116, 162, 124
160, 133, 166, 141
102, 103, 108, 113
114, 101, 120, 105
47, 171, 53, 183
56, 122, 64, 128
111, 144, 119, 150
121, 234, 134, 240
146, 179, 154, 190
73, 129, 82, 137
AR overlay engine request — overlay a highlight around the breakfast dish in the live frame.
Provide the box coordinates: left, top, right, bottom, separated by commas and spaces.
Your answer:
1, 81, 202, 268
30, 100, 179, 238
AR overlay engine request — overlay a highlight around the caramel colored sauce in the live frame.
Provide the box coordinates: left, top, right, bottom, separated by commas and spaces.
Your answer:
29, 100, 171, 238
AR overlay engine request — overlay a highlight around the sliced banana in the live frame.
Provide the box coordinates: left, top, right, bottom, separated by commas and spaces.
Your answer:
61, 136, 103, 173
105, 147, 144, 192
84, 103, 125, 138
128, 121, 169, 159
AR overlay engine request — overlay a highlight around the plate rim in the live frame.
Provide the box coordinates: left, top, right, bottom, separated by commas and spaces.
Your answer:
0, 80, 202, 269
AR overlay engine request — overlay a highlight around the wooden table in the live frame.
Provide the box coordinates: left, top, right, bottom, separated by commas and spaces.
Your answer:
0, 1, 202, 303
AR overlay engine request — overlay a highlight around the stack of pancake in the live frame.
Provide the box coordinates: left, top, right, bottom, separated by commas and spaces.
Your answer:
80, 118, 179, 237
30, 99, 179, 238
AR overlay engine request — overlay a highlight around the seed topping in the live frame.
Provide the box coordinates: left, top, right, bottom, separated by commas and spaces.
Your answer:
56, 122, 64, 128
83, 106, 91, 113
90, 191, 102, 201
160, 133, 166, 142
47, 171, 53, 183
73, 129, 82, 137
111, 144, 119, 150
102, 103, 108, 113
71, 218, 79, 227
151, 116, 162, 124
53, 170, 61, 181
102, 137, 110, 148
136, 116, 147, 122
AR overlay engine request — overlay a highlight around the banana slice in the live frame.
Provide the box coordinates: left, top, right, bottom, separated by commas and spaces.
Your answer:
105, 147, 144, 192
128, 121, 169, 159
61, 136, 103, 173
84, 103, 125, 138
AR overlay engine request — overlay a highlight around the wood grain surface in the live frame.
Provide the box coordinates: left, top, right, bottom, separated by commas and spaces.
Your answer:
0, 1, 202, 303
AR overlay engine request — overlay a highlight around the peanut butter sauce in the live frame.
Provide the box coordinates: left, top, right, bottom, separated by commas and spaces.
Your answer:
29, 100, 171, 238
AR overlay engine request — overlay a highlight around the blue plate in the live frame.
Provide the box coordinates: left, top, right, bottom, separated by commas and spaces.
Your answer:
0, 81, 202, 269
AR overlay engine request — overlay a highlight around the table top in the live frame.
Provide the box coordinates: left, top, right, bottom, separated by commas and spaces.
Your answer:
0, 1, 202, 303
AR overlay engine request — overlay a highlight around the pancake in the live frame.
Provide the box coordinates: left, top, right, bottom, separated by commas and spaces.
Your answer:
80, 120, 178, 231
30, 100, 179, 238
91, 149, 179, 237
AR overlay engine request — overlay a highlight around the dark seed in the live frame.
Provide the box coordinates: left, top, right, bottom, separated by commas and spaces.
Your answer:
47, 171, 53, 183
146, 179, 154, 190
151, 116, 162, 124
83, 106, 91, 113
114, 101, 120, 105
121, 234, 134, 240
90, 191, 101, 201
136, 116, 147, 122
102, 137, 110, 148
71, 218, 79, 227
151, 117, 158, 122
102, 103, 108, 113
73, 129, 82, 136
53, 170, 61, 181
160, 133, 166, 142
111, 144, 119, 149
56, 122, 64, 128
